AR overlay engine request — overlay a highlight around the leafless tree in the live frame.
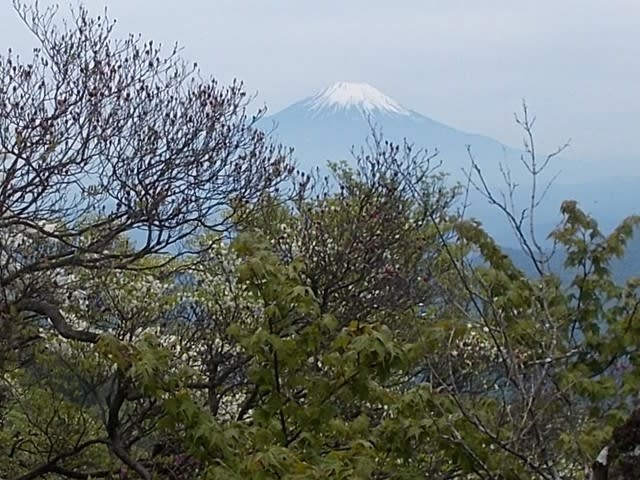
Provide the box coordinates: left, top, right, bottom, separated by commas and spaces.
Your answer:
0, 1, 292, 345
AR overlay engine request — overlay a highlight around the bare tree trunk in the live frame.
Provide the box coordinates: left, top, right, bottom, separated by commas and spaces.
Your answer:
589, 446, 608, 480
589, 408, 640, 480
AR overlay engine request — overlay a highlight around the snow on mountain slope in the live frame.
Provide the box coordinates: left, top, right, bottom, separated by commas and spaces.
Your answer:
303, 82, 410, 117
262, 81, 521, 178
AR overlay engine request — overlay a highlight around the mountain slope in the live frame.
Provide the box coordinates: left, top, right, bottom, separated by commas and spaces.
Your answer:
503, 234, 640, 283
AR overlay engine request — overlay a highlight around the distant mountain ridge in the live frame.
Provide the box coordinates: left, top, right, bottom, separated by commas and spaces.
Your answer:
503, 234, 640, 283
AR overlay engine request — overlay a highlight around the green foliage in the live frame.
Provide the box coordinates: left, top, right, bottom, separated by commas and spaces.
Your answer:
1, 8, 638, 475
3, 152, 640, 479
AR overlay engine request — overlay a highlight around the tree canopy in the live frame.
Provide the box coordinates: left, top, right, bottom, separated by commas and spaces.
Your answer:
1, 3, 640, 480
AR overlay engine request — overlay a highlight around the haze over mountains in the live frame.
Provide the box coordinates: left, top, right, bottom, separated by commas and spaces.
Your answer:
261, 82, 640, 250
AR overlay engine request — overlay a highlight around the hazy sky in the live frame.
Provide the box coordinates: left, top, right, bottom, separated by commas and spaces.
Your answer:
1, 0, 639, 166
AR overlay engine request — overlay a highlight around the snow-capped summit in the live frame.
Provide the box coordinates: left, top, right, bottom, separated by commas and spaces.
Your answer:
303, 81, 410, 117
263, 82, 518, 175
262, 80, 525, 208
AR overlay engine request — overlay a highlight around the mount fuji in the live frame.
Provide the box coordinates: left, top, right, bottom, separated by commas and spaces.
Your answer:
260, 82, 547, 243
262, 82, 522, 185
260, 82, 640, 248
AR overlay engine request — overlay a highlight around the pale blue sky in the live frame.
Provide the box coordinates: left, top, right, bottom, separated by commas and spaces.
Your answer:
1, 0, 639, 169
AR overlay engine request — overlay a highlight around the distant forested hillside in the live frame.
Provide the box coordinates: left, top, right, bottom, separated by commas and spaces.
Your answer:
503, 234, 640, 282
